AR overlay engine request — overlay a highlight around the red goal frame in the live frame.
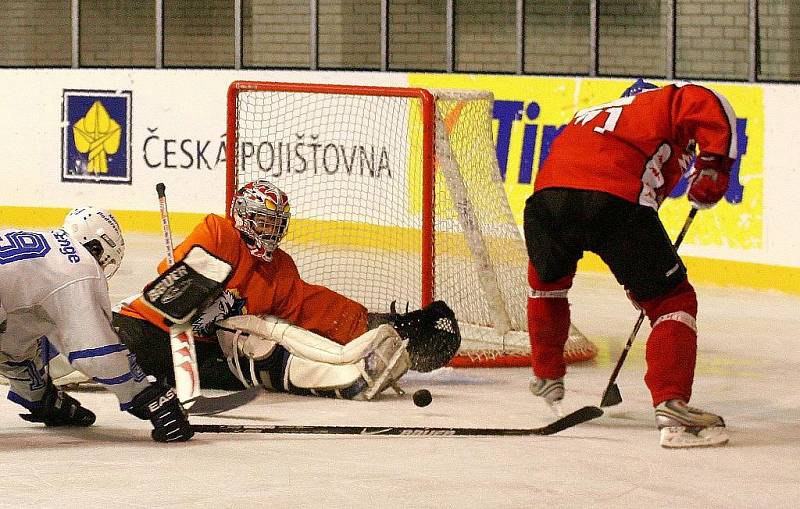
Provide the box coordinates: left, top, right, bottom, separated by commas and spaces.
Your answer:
226, 81, 437, 308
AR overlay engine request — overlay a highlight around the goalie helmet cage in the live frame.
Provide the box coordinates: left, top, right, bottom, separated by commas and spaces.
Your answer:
225, 81, 596, 368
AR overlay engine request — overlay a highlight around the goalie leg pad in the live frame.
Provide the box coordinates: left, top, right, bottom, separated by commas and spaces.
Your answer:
218, 316, 409, 400
286, 356, 364, 393
216, 325, 278, 361
142, 246, 233, 325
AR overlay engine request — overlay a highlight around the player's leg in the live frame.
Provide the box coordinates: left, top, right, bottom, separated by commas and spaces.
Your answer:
112, 312, 175, 384
0, 318, 96, 427
594, 199, 726, 447
594, 201, 696, 403
216, 317, 410, 400
0, 319, 51, 411
523, 189, 584, 413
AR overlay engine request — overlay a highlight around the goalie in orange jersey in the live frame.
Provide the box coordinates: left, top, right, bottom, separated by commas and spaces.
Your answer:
525, 80, 737, 448
113, 180, 460, 401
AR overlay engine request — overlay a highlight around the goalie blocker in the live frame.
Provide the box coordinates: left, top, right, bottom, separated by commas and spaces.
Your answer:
142, 246, 233, 325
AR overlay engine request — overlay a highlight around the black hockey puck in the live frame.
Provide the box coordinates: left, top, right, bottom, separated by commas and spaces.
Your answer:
413, 389, 432, 407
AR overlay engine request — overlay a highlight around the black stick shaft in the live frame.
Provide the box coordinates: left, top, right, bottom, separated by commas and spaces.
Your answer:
191, 406, 603, 437
193, 424, 536, 436
601, 207, 698, 395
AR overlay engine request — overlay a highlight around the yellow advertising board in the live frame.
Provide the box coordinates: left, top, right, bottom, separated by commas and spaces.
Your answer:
409, 74, 764, 251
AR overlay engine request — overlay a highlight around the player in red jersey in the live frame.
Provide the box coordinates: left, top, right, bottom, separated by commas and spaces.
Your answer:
112, 180, 457, 402
525, 79, 737, 448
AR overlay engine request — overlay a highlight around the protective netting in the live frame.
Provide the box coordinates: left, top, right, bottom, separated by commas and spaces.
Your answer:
229, 83, 596, 367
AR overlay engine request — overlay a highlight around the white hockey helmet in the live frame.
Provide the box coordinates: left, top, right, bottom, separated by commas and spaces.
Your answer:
230, 180, 291, 262
62, 206, 125, 279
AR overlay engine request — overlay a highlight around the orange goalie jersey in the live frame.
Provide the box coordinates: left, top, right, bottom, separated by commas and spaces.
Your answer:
534, 83, 738, 209
120, 214, 369, 344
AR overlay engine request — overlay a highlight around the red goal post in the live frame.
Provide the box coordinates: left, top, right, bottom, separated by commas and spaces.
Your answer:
225, 80, 596, 368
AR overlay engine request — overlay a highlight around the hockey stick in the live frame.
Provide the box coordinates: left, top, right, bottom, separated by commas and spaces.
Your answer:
599, 207, 698, 408
192, 405, 603, 437
155, 183, 260, 416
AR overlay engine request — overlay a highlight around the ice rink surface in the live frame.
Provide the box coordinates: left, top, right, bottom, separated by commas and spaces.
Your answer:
2, 234, 799, 509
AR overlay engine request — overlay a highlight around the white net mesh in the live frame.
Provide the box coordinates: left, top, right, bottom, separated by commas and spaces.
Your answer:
230, 83, 596, 367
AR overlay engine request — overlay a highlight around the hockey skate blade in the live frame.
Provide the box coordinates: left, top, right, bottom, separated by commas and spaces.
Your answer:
185, 386, 262, 416
532, 405, 603, 435
548, 400, 565, 417
659, 426, 729, 448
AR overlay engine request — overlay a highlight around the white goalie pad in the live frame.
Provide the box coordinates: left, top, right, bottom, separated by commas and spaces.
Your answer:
216, 315, 408, 399
287, 356, 363, 390
215, 323, 279, 361
217, 315, 398, 365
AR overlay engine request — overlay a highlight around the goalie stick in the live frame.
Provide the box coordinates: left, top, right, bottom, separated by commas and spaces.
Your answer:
156, 183, 259, 416
191, 405, 603, 437
600, 207, 698, 408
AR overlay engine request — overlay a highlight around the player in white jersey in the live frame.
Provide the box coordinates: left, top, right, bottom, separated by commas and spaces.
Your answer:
0, 207, 193, 442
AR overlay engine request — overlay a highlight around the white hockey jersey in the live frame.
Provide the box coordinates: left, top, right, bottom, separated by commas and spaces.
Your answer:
0, 228, 150, 410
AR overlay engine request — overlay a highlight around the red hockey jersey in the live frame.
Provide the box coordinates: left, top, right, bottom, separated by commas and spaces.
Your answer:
120, 214, 369, 345
534, 83, 738, 209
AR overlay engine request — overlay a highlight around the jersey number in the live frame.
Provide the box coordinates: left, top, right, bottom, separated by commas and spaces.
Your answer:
0, 231, 51, 264
573, 96, 635, 135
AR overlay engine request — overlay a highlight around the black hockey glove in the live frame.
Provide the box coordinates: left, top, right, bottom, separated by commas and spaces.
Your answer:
19, 383, 96, 427
128, 383, 194, 443
375, 301, 461, 373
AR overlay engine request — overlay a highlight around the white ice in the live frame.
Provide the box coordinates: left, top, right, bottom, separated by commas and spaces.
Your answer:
1, 233, 799, 509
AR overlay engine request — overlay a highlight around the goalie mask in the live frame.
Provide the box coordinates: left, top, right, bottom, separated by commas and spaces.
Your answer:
231, 180, 291, 262
62, 206, 125, 279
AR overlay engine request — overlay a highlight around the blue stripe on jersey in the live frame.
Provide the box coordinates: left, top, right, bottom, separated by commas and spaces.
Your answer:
92, 372, 134, 385
119, 400, 134, 412
68, 343, 127, 362
7, 390, 42, 410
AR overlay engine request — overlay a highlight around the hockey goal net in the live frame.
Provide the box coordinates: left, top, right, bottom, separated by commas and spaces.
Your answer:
226, 81, 596, 368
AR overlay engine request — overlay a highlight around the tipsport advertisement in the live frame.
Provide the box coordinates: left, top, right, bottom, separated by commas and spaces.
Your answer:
409, 74, 763, 252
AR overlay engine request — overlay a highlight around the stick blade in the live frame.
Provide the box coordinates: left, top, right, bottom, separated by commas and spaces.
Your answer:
600, 383, 623, 407
531, 405, 603, 435
185, 386, 262, 416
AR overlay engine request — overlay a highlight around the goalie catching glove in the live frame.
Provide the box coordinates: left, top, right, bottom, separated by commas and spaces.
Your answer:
370, 300, 461, 373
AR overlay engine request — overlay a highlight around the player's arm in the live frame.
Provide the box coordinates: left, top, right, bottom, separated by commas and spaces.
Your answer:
268, 252, 369, 344
673, 84, 738, 209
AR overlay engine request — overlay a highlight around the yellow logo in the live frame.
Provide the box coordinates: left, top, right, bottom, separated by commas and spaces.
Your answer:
72, 100, 122, 174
